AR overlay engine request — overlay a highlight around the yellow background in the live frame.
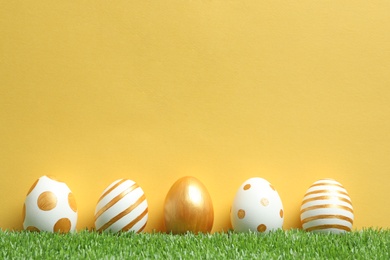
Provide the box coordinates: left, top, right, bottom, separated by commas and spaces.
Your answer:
1, 1, 390, 232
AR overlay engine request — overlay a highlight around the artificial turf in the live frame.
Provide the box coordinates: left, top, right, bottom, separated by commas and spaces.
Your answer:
0, 229, 389, 259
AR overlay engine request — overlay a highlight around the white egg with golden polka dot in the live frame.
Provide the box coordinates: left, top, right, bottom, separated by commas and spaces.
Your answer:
95, 179, 148, 233
300, 178, 353, 233
230, 177, 284, 233
23, 175, 78, 233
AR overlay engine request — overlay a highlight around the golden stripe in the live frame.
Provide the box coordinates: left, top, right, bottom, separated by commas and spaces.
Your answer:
136, 219, 148, 233
97, 194, 146, 232
306, 224, 352, 232
304, 189, 349, 197
121, 207, 148, 233
95, 182, 139, 220
310, 181, 344, 189
301, 204, 353, 214
302, 195, 352, 206
97, 179, 128, 204
301, 214, 353, 225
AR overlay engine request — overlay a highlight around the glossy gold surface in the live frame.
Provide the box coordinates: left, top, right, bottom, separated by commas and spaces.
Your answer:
163, 176, 214, 234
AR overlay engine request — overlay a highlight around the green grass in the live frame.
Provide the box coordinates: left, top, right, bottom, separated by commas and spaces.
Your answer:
0, 229, 389, 259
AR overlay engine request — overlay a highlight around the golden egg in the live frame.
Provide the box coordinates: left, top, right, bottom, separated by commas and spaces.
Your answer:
163, 176, 214, 234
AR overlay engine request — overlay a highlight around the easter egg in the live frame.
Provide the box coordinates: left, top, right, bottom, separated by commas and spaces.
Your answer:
23, 175, 78, 233
230, 177, 284, 233
300, 178, 354, 233
163, 176, 214, 234
95, 179, 148, 233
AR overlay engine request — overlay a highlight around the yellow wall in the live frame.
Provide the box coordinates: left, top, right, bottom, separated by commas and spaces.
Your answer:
1, 1, 390, 232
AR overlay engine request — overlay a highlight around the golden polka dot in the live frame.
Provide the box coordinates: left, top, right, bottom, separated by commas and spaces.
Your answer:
257, 224, 267, 232
54, 218, 71, 233
27, 179, 39, 196
37, 191, 57, 211
68, 193, 77, 212
260, 198, 269, 206
47, 175, 65, 183
243, 184, 251, 190
269, 184, 275, 191
26, 226, 40, 232
237, 209, 246, 219
280, 209, 284, 218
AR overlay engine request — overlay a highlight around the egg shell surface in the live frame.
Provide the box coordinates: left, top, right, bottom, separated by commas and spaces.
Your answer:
231, 177, 284, 233
300, 178, 354, 233
95, 179, 148, 233
163, 176, 214, 234
23, 175, 78, 233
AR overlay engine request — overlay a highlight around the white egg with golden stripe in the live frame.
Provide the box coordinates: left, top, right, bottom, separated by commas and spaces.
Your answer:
300, 179, 354, 233
23, 175, 78, 233
95, 179, 148, 233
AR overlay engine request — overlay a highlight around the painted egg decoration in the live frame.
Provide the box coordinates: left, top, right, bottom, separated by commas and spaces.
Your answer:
231, 177, 284, 233
95, 179, 148, 233
300, 178, 354, 233
164, 176, 214, 234
23, 175, 78, 233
